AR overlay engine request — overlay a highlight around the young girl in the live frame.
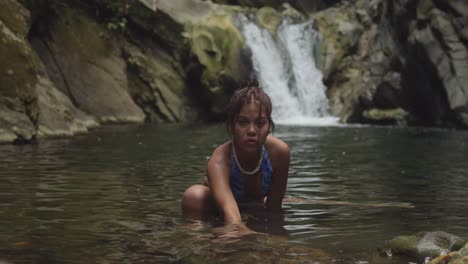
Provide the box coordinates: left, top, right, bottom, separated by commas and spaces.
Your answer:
182, 79, 290, 236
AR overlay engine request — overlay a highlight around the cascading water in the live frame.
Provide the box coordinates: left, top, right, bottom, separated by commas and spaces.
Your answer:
238, 15, 339, 126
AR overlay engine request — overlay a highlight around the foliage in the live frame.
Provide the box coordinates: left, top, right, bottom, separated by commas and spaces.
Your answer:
98, 0, 133, 33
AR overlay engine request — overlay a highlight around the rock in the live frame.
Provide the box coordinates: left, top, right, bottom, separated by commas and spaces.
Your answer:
430, 242, 468, 264
0, 104, 36, 143
373, 76, 404, 109
36, 76, 98, 137
181, 234, 333, 264
0, 0, 40, 143
138, 0, 221, 24
127, 1, 188, 59
256, 7, 281, 35
31, 8, 145, 123
130, 0, 251, 118
362, 108, 409, 125
123, 44, 193, 122
184, 13, 250, 115
386, 231, 465, 261
0, 0, 30, 37
447, 0, 468, 17
407, 4, 468, 126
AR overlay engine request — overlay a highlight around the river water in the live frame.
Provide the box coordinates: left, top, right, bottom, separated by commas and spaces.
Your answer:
0, 124, 467, 263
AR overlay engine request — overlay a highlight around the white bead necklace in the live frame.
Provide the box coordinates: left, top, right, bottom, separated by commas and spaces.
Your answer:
232, 141, 264, 175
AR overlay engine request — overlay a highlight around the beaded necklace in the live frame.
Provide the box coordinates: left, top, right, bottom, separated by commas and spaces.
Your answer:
231, 141, 264, 175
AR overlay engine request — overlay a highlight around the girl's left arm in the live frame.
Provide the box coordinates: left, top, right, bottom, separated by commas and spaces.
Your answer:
265, 137, 290, 210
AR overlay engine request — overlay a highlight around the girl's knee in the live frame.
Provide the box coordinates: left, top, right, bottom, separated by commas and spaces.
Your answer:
182, 185, 211, 212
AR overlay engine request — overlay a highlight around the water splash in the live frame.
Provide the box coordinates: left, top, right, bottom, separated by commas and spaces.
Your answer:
238, 15, 339, 126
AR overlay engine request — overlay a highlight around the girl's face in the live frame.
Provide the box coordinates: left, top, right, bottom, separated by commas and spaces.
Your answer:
232, 101, 270, 153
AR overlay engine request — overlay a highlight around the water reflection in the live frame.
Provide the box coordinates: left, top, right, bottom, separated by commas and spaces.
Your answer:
0, 124, 467, 263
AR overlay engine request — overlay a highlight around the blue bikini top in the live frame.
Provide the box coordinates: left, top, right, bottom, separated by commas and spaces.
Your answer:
230, 145, 273, 203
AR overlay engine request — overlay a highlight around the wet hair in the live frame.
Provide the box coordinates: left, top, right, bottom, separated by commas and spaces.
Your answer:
225, 79, 275, 136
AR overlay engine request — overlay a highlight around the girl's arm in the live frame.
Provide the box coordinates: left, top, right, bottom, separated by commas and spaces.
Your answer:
207, 145, 242, 224
265, 137, 290, 210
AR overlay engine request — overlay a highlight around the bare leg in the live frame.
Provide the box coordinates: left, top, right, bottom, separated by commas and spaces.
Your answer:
181, 184, 218, 220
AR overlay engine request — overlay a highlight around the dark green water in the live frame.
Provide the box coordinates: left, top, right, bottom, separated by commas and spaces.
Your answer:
0, 124, 467, 263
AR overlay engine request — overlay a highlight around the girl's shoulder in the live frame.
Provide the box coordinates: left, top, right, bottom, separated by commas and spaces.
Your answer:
208, 141, 232, 165
265, 135, 290, 161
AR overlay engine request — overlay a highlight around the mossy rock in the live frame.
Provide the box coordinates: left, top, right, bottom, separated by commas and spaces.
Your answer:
256, 7, 281, 35
0, 21, 37, 99
430, 243, 468, 264
386, 231, 465, 261
185, 14, 247, 114
0, 104, 36, 143
363, 108, 409, 122
0, 0, 30, 37
124, 44, 192, 122
187, 14, 244, 76
312, 5, 363, 76
0, 18, 39, 126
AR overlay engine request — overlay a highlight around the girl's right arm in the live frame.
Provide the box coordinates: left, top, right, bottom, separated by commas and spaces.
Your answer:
206, 145, 242, 224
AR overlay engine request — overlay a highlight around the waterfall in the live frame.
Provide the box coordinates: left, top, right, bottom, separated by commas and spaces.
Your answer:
238, 15, 339, 126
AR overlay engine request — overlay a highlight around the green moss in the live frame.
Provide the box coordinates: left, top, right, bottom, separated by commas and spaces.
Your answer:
363, 108, 409, 120
187, 14, 244, 81
257, 7, 281, 34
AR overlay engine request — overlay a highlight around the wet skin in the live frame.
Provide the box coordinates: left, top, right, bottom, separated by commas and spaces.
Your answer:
182, 100, 290, 237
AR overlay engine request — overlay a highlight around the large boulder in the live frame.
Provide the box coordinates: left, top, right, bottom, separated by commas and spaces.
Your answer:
0, 0, 38, 143
312, 1, 376, 123
405, 0, 468, 126
30, 7, 145, 123
312, 0, 468, 127
430, 242, 468, 264
185, 13, 250, 115
36, 76, 98, 137
0, 0, 102, 143
385, 231, 465, 262
135, 0, 251, 117
123, 43, 195, 122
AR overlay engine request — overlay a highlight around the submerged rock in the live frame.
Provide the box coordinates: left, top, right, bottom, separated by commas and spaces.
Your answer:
181, 234, 333, 264
384, 231, 465, 261
362, 108, 409, 126
430, 242, 468, 264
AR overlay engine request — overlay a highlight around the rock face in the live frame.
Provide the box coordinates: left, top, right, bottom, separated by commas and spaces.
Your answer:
31, 9, 145, 123
1, 0, 200, 143
137, 0, 251, 117
0, 0, 38, 143
36, 76, 98, 137
185, 13, 250, 115
314, 0, 468, 128
124, 43, 192, 122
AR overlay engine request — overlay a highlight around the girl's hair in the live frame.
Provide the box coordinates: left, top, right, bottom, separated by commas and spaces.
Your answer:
225, 79, 275, 136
